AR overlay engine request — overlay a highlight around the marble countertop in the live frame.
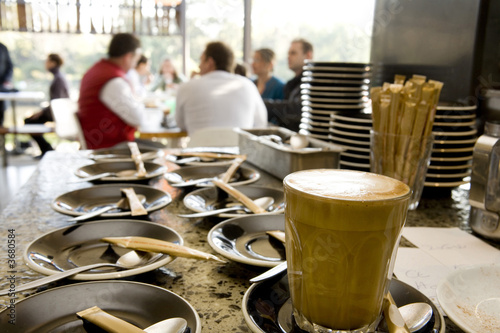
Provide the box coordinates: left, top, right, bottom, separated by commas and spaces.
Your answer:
0, 150, 495, 332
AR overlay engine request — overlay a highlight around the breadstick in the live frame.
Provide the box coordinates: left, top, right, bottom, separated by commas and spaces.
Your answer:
177, 152, 246, 159
120, 188, 147, 216
127, 142, 147, 177
212, 179, 266, 214
101, 236, 227, 263
220, 156, 246, 183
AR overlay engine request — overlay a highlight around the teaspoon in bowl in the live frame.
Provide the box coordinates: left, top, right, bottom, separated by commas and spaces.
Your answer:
70, 169, 139, 183
378, 302, 433, 333
178, 196, 274, 218
67, 194, 147, 222
0, 251, 160, 295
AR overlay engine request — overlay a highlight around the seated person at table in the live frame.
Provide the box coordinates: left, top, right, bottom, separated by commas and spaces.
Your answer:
126, 54, 152, 99
24, 53, 70, 157
0, 42, 13, 127
234, 62, 249, 77
149, 58, 185, 95
78, 33, 144, 149
252, 48, 284, 100
265, 38, 313, 132
175, 41, 267, 136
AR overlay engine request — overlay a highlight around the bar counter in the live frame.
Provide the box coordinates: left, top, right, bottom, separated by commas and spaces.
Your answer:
0, 150, 495, 332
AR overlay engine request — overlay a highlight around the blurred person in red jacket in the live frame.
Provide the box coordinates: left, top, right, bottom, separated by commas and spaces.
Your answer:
78, 33, 144, 149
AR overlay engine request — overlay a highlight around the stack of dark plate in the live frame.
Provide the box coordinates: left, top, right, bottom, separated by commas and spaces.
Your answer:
425, 103, 477, 188
329, 111, 372, 171
299, 61, 372, 142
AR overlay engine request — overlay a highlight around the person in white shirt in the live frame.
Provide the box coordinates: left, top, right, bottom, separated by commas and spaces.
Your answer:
126, 54, 151, 99
175, 41, 267, 136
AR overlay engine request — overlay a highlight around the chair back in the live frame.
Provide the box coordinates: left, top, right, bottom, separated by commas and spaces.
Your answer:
186, 127, 239, 147
50, 98, 87, 149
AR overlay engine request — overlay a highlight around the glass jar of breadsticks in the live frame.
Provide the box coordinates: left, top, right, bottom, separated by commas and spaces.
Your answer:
370, 75, 443, 210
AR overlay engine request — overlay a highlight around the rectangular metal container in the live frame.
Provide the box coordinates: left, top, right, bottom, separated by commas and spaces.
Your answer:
236, 127, 344, 180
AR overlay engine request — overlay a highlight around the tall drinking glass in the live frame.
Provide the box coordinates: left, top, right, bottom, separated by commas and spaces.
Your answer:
283, 169, 411, 332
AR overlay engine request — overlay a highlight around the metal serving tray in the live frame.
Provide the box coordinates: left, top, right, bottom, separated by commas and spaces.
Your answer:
236, 127, 343, 179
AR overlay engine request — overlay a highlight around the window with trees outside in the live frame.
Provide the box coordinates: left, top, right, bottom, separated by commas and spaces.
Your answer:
0, 0, 375, 100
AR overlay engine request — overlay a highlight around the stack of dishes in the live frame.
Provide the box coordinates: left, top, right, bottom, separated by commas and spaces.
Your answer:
329, 111, 373, 171
299, 61, 372, 141
425, 103, 477, 188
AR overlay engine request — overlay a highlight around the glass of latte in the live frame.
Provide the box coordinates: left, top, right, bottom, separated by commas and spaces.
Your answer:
283, 169, 411, 333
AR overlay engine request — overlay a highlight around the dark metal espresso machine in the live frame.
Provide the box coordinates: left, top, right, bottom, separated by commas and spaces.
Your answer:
469, 121, 500, 240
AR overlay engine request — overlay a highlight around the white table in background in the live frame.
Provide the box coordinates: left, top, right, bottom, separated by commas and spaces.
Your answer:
0, 91, 47, 153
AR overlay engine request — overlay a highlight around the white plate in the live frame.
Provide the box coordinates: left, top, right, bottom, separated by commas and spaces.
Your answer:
300, 83, 369, 92
437, 104, 477, 112
302, 96, 369, 104
330, 128, 371, 139
437, 265, 500, 333
24, 220, 182, 280
301, 90, 369, 98
303, 61, 371, 69
435, 113, 476, 120
331, 122, 372, 131
300, 119, 331, 128
434, 136, 477, 143
432, 146, 474, 153
433, 129, 478, 137
331, 113, 373, 124
299, 123, 330, 133
434, 120, 476, 127
301, 111, 331, 121
330, 135, 370, 146
340, 159, 371, 169
0, 281, 201, 332
301, 77, 370, 86
426, 171, 471, 179
341, 151, 370, 160
302, 71, 372, 79
424, 179, 469, 187
208, 215, 286, 267
333, 143, 370, 153
183, 185, 285, 218
303, 101, 367, 110
431, 155, 473, 162
428, 163, 471, 170
298, 130, 330, 140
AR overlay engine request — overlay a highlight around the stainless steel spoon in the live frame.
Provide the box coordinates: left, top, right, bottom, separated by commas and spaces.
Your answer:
145, 317, 187, 333
70, 169, 139, 183
250, 261, 287, 283
164, 172, 238, 187
0, 251, 159, 295
67, 194, 147, 222
91, 151, 159, 161
166, 155, 214, 165
178, 196, 274, 218
378, 302, 433, 333
80, 312, 187, 333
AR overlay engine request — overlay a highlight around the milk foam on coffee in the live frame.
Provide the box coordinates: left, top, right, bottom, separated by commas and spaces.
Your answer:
284, 169, 411, 331
285, 169, 410, 201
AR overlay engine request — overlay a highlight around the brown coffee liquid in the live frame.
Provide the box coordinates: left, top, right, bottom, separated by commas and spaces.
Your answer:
284, 169, 410, 330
